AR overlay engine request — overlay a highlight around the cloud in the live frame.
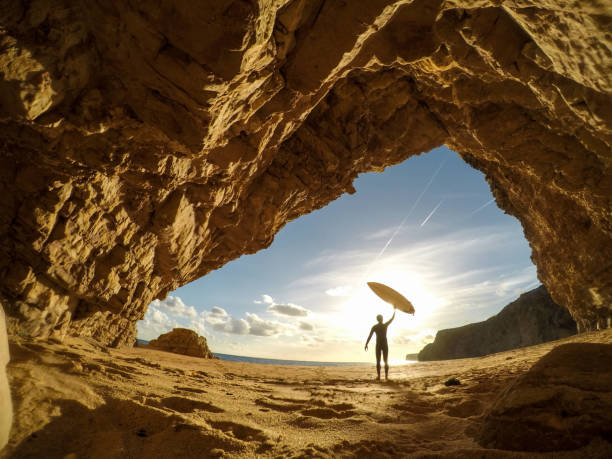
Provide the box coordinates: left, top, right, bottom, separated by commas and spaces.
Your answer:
300, 334, 325, 347
150, 308, 169, 324
255, 293, 311, 317
246, 312, 286, 336
210, 306, 227, 317
188, 317, 208, 337
136, 306, 180, 341
363, 227, 395, 241
299, 321, 314, 331
267, 303, 309, 317
149, 296, 198, 319
254, 294, 274, 304
325, 285, 353, 297
495, 268, 541, 298
301, 226, 520, 276
203, 306, 232, 326
206, 309, 288, 337
212, 317, 250, 335
392, 335, 415, 345
391, 329, 437, 351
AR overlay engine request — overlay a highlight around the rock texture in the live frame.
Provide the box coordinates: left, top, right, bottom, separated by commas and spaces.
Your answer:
418, 285, 577, 361
0, 0, 610, 345
148, 328, 215, 359
479, 342, 612, 452
0, 303, 12, 450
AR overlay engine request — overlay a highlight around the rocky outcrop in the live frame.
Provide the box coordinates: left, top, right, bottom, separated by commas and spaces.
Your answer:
0, 303, 12, 450
0, 0, 610, 345
149, 328, 215, 359
418, 286, 577, 361
479, 342, 612, 452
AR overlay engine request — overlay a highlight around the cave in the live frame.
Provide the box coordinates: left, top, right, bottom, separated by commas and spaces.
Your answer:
1, 0, 611, 454
1, 0, 609, 348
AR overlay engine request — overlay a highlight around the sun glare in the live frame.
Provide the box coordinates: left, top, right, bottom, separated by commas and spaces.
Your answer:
334, 266, 447, 341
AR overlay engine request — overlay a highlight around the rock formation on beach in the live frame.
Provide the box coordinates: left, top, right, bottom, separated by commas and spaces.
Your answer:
418, 285, 577, 361
148, 328, 215, 359
0, 0, 610, 347
479, 342, 612, 452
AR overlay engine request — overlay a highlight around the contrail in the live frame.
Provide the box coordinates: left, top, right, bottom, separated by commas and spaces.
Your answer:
364, 159, 447, 277
420, 199, 444, 227
469, 198, 495, 217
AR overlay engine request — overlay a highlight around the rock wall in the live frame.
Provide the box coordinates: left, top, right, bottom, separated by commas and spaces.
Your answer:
418, 285, 577, 361
0, 302, 12, 450
0, 0, 610, 345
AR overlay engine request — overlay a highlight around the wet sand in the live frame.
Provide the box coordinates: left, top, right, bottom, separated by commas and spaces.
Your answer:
2, 329, 611, 458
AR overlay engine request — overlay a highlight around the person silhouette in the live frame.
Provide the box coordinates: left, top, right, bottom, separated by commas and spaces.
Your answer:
365, 308, 396, 380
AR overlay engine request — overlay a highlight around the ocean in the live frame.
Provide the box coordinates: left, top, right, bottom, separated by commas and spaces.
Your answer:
213, 353, 370, 367
137, 340, 415, 366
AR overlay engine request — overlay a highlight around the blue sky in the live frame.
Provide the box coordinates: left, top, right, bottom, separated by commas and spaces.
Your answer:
137, 146, 540, 362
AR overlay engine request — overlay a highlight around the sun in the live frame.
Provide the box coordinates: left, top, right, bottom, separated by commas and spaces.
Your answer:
333, 267, 447, 341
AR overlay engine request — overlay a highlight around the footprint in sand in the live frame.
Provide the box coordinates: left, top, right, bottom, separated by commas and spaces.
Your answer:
99, 367, 135, 380
300, 407, 356, 419
92, 359, 145, 379
53, 350, 83, 360
156, 396, 224, 413
124, 357, 162, 370
189, 370, 213, 383
255, 398, 305, 413
173, 386, 207, 394
163, 368, 186, 377
392, 399, 441, 415
255, 396, 358, 422
316, 401, 355, 411
290, 415, 323, 429
331, 439, 400, 457
445, 399, 484, 418
269, 395, 310, 403
209, 420, 268, 442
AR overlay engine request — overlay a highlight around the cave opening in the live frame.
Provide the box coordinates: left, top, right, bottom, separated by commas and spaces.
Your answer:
137, 146, 541, 362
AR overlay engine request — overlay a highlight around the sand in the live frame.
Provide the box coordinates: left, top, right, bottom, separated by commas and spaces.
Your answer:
2, 330, 611, 458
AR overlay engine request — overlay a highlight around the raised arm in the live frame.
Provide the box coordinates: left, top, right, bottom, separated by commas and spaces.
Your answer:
364, 327, 375, 351
385, 309, 396, 326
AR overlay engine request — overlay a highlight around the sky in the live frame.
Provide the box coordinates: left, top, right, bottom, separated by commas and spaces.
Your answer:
137, 146, 540, 362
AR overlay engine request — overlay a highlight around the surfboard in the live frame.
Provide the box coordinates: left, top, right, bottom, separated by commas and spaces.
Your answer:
367, 282, 415, 314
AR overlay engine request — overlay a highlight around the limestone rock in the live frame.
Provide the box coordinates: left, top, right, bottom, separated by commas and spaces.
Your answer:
479, 343, 612, 452
0, 0, 610, 345
418, 286, 577, 361
149, 328, 215, 359
0, 302, 12, 450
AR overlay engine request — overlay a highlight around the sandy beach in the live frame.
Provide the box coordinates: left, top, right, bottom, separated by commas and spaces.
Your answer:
1, 329, 610, 458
